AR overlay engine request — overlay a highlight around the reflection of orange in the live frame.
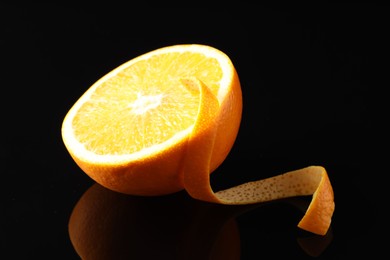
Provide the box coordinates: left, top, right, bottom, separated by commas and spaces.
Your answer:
68, 183, 241, 259
210, 219, 241, 260
62, 44, 334, 236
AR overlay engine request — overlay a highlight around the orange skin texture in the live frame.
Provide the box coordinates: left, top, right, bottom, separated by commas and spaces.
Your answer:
69, 137, 188, 196
298, 171, 335, 235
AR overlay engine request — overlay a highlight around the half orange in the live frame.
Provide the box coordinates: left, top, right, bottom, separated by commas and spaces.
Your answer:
61, 44, 334, 235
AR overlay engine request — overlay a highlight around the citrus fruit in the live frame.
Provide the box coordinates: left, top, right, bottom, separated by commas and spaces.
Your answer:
62, 44, 242, 195
61, 44, 334, 235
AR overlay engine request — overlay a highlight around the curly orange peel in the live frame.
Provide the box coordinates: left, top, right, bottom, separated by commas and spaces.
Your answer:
183, 78, 335, 235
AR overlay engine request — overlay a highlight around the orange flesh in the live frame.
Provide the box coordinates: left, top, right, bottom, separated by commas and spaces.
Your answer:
72, 52, 222, 155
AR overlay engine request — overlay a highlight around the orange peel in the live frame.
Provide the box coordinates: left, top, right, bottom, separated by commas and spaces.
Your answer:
183, 78, 334, 235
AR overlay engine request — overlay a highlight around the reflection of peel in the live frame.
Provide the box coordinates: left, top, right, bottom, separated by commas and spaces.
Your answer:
69, 183, 333, 259
287, 198, 334, 257
297, 229, 333, 257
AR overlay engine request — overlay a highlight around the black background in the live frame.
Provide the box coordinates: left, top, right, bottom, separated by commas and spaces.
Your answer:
1, 4, 388, 259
